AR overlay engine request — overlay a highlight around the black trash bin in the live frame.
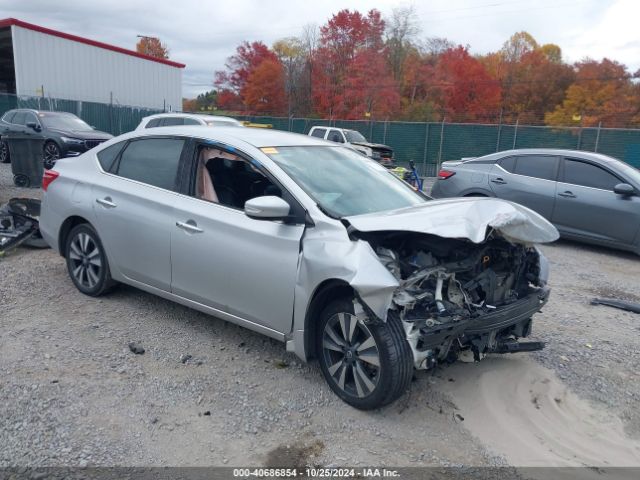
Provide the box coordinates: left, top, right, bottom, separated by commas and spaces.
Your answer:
5, 132, 45, 188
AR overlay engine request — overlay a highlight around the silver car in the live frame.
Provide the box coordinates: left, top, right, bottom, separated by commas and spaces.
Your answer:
431, 149, 640, 255
40, 128, 557, 409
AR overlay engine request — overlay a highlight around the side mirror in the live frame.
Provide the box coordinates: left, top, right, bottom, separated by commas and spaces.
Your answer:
244, 196, 290, 220
613, 183, 636, 196
26, 122, 41, 132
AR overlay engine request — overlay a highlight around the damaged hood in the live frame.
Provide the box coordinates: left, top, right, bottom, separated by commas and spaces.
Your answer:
345, 197, 559, 244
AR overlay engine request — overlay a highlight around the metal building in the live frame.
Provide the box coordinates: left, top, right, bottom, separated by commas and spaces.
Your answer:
0, 18, 184, 111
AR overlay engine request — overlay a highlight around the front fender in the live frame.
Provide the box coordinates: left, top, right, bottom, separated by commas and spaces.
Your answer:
289, 224, 399, 361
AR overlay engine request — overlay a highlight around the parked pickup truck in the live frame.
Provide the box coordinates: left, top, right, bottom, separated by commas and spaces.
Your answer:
308, 126, 394, 166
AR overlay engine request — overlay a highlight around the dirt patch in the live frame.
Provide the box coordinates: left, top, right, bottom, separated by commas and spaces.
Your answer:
438, 356, 640, 467
265, 439, 324, 467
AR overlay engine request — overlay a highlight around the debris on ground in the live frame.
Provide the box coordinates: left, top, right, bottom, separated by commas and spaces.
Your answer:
0, 198, 48, 255
591, 297, 640, 314
180, 354, 192, 364
273, 359, 290, 369
128, 342, 145, 355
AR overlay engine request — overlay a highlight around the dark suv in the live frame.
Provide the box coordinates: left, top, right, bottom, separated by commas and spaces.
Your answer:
0, 109, 112, 168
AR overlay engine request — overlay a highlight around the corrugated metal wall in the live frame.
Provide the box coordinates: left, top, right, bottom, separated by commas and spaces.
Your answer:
11, 25, 182, 111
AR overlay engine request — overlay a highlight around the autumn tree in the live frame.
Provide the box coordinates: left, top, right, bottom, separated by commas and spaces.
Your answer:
214, 41, 279, 111
243, 59, 287, 114
182, 98, 198, 112
273, 37, 307, 115
136, 36, 169, 59
385, 5, 420, 81
313, 9, 398, 118
435, 46, 501, 122
545, 58, 638, 127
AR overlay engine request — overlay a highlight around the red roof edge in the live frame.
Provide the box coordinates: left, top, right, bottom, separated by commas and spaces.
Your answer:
0, 18, 186, 68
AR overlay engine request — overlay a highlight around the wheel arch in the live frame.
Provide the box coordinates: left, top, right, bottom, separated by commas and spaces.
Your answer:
303, 279, 355, 361
58, 215, 92, 258
460, 188, 494, 197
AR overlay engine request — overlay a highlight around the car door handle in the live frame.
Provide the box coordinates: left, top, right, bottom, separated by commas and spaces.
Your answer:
558, 191, 576, 198
491, 177, 507, 184
96, 197, 117, 208
176, 220, 203, 234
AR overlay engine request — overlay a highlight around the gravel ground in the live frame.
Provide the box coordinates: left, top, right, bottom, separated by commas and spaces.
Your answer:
1, 162, 639, 468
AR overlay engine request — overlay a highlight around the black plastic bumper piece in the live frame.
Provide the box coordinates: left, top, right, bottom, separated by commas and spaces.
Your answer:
464, 287, 550, 336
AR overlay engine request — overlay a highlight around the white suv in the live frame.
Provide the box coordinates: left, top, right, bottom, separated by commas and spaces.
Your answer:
308, 126, 394, 166
136, 113, 242, 130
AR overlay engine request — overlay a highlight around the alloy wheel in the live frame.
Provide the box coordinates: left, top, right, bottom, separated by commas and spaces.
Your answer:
43, 142, 60, 169
68, 232, 103, 289
321, 312, 381, 398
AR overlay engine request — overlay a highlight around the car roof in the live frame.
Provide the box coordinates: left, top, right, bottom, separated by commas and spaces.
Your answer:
144, 113, 239, 122
468, 148, 622, 165
8, 109, 73, 115
125, 125, 330, 148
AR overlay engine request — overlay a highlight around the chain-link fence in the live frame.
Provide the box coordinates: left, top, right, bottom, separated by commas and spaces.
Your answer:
0, 93, 163, 136
234, 115, 640, 176
2, 94, 638, 175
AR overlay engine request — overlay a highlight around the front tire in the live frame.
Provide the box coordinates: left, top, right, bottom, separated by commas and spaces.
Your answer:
43, 141, 61, 170
316, 297, 413, 410
65, 223, 116, 296
0, 140, 9, 163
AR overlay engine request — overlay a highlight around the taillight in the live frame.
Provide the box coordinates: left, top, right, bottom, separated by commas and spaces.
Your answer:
42, 170, 59, 191
438, 169, 456, 179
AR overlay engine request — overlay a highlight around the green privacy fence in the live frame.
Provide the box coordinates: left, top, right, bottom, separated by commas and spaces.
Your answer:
0, 94, 162, 136
235, 115, 640, 176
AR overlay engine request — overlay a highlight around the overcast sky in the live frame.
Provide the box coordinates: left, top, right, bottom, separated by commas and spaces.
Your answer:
2, 0, 639, 98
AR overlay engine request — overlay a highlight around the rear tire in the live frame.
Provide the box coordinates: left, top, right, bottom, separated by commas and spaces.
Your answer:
0, 140, 9, 163
316, 297, 413, 410
65, 223, 116, 296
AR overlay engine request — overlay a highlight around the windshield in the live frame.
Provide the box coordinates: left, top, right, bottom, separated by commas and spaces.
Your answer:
264, 146, 426, 217
39, 114, 93, 131
344, 130, 367, 143
613, 161, 640, 186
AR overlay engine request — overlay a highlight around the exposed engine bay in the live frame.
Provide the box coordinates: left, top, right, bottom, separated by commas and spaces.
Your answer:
356, 230, 550, 369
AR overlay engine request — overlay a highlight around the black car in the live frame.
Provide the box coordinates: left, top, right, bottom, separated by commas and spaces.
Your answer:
0, 109, 112, 168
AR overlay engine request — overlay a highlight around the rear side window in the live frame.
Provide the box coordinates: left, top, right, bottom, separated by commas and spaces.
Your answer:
161, 117, 184, 126
183, 117, 200, 125
310, 128, 326, 139
2, 111, 15, 123
145, 118, 161, 128
12, 111, 26, 125
497, 156, 516, 172
115, 138, 185, 191
562, 159, 620, 191
97, 142, 125, 172
514, 155, 558, 181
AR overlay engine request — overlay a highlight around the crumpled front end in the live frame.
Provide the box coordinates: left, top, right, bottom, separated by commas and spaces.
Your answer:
359, 230, 550, 368
340, 198, 557, 369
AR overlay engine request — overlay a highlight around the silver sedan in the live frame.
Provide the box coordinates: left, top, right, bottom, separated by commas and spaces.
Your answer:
40, 127, 557, 409
431, 149, 640, 255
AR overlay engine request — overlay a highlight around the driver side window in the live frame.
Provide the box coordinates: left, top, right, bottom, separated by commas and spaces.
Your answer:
328, 130, 345, 143
195, 146, 282, 209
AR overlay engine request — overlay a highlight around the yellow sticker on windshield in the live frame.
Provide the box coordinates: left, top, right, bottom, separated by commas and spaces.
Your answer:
260, 147, 279, 154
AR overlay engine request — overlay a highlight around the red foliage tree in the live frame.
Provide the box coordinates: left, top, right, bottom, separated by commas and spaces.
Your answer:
435, 46, 501, 122
312, 9, 398, 119
214, 41, 280, 111
243, 60, 287, 114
